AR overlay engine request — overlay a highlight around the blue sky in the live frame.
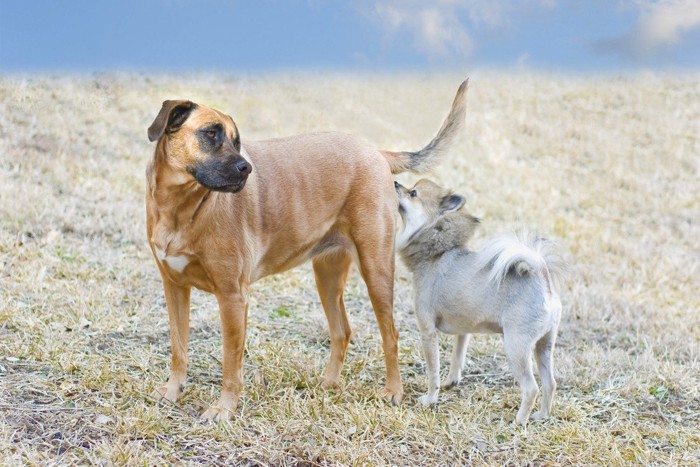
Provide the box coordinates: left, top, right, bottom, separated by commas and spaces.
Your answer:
1, 0, 699, 72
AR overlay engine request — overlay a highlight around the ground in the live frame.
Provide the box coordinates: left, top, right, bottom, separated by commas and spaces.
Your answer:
0, 72, 698, 465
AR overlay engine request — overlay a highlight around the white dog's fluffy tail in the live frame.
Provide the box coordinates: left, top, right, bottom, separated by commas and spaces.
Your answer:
476, 231, 562, 296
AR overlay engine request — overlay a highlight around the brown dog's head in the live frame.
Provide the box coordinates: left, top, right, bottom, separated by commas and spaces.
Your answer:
148, 100, 252, 193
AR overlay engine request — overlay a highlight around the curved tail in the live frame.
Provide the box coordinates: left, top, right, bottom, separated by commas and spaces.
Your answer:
382, 78, 469, 174
476, 231, 563, 297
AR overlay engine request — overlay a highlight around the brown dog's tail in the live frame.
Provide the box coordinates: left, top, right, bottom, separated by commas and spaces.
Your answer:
381, 78, 468, 174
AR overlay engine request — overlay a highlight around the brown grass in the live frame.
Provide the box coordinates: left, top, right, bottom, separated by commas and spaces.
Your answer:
1, 72, 699, 465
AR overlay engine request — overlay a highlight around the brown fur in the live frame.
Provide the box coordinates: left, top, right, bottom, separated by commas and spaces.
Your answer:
146, 81, 468, 421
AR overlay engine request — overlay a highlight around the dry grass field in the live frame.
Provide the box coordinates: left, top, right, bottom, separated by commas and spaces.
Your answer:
1, 72, 699, 465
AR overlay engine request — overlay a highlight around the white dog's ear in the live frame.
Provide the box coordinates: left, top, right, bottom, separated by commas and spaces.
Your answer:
439, 194, 465, 214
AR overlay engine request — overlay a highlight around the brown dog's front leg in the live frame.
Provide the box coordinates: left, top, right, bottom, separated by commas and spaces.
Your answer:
152, 277, 191, 404
200, 291, 248, 422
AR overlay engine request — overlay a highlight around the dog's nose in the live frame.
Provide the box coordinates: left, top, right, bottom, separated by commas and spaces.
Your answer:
235, 160, 252, 176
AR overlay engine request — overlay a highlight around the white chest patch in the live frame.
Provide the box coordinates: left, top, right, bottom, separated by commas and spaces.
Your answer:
154, 246, 190, 273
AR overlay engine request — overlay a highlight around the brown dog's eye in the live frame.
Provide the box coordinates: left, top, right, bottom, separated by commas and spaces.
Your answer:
410, 190, 417, 198
206, 130, 217, 139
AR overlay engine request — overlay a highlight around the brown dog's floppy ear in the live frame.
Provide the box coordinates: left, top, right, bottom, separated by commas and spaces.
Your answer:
147, 100, 196, 142
439, 193, 466, 214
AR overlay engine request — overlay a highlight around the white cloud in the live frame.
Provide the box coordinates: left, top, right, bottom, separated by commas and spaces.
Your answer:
596, 0, 700, 59
360, 0, 554, 59
370, 1, 474, 58
637, 0, 700, 45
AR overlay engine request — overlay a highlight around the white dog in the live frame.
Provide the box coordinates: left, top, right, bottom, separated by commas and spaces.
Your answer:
395, 179, 563, 425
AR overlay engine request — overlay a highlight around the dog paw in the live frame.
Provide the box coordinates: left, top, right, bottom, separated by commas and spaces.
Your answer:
418, 394, 437, 406
442, 377, 460, 390
200, 404, 237, 422
514, 414, 530, 426
320, 376, 340, 390
150, 383, 182, 403
200, 394, 238, 422
530, 410, 550, 421
381, 385, 404, 405
200, 406, 229, 422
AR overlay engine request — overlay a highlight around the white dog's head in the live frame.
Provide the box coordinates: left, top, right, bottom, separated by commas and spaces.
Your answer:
394, 178, 467, 250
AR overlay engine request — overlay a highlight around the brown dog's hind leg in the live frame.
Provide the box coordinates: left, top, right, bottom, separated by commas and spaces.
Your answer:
201, 290, 248, 422
354, 234, 403, 405
313, 251, 353, 389
152, 277, 191, 404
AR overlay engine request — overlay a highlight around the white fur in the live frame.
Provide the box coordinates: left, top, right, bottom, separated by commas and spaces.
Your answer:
163, 255, 190, 273
475, 231, 556, 294
398, 195, 563, 425
395, 199, 428, 250
154, 246, 190, 273
154, 247, 166, 261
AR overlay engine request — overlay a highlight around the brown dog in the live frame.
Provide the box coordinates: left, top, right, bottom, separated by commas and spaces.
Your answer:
146, 80, 468, 421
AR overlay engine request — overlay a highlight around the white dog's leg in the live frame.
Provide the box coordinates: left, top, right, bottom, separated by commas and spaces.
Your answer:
418, 329, 441, 406
504, 333, 538, 426
532, 330, 557, 421
444, 334, 470, 388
